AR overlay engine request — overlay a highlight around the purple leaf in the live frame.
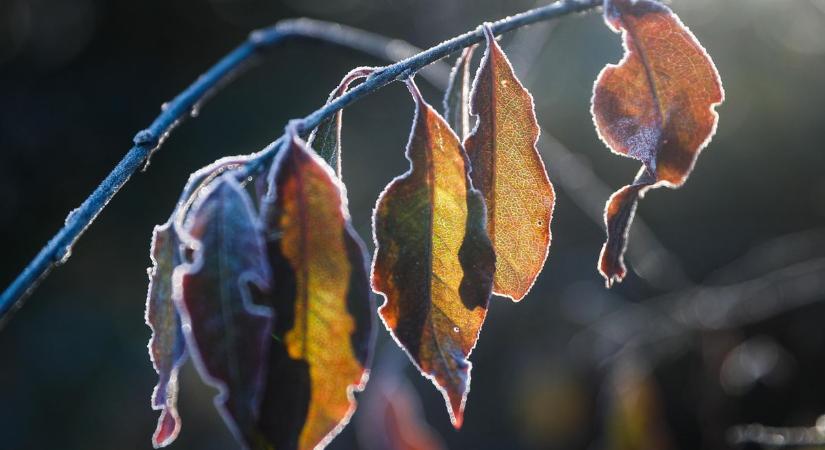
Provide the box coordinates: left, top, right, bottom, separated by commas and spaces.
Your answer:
175, 174, 274, 448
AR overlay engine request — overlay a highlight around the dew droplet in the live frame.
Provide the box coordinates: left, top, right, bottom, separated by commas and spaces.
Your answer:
453, 326, 460, 333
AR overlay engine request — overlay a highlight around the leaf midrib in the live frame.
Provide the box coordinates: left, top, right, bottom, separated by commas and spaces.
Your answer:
623, 17, 666, 142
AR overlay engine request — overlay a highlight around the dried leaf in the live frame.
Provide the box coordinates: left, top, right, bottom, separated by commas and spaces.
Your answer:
255, 131, 374, 450
443, 45, 477, 140
145, 221, 187, 448
175, 175, 274, 447
464, 25, 555, 301
592, 0, 724, 287
372, 78, 495, 428
308, 67, 375, 177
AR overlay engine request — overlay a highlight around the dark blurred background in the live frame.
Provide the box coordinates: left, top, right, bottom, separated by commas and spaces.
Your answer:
2, 0, 825, 449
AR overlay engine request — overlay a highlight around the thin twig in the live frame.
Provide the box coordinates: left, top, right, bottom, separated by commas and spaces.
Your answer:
0, 0, 602, 325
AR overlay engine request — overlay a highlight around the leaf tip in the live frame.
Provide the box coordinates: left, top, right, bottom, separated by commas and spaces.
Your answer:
443, 386, 466, 429
598, 257, 626, 289
152, 408, 181, 448
598, 233, 628, 289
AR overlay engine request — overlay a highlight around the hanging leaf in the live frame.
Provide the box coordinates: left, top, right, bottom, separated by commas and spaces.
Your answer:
255, 130, 374, 450
463, 25, 555, 301
308, 67, 375, 177
372, 78, 495, 428
443, 45, 477, 140
592, 0, 724, 287
145, 221, 187, 448
175, 174, 274, 447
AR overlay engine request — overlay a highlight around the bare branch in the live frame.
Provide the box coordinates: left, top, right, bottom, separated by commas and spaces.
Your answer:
0, 0, 602, 325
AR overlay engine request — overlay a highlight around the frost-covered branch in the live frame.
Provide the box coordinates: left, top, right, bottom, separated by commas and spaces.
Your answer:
0, 0, 602, 325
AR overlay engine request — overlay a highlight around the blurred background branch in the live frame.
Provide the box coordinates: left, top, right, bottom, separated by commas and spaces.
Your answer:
729, 417, 825, 448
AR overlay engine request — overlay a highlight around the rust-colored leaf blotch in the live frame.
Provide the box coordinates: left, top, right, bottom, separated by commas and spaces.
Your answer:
256, 131, 374, 450
372, 78, 495, 428
592, 0, 724, 287
176, 175, 274, 447
464, 25, 555, 301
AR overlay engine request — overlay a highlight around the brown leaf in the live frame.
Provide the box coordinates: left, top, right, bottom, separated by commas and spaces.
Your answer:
592, 0, 724, 286
464, 25, 555, 301
372, 78, 495, 428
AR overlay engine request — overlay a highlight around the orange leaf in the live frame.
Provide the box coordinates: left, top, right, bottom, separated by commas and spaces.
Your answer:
256, 130, 374, 450
372, 78, 495, 428
592, 0, 724, 287
464, 25, 555, 301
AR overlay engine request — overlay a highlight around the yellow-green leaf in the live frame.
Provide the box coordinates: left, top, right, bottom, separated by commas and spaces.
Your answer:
372, 78, 495, 428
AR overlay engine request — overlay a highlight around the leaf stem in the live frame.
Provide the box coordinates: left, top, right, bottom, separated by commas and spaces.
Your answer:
0, 0, 601, 326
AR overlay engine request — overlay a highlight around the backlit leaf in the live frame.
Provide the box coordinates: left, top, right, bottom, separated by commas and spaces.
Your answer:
463, 25, 555, 301
308, 67, 375, 177
372, 78, 495, 428
255, 130, 374, 450
175, 175, 274, 447
145, 221, 187, 448
592, 0, 724, 287
443, 45, 477, 140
